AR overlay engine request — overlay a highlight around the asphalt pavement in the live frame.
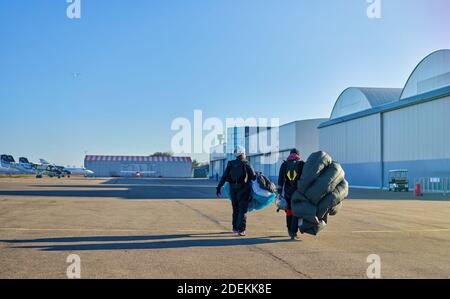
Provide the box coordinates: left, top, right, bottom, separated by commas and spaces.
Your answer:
0, 177, 449, 278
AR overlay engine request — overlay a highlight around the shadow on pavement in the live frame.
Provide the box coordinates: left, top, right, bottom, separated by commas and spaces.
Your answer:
2, 233, 290, 252
0, 190, 215, 199
2, 232, 230, 244
102, 178, 218, 186
0, 178, 218, 200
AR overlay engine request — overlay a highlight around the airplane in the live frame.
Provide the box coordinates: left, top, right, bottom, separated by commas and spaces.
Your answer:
37, 159, 94, 177
64, 166, 94, 177
1, 154, 95, 178
17, 157, 39, 174
12, 157, 62, 178
34, 159, 70, 178
1, 155, 33, 174
1, 155, 68, 178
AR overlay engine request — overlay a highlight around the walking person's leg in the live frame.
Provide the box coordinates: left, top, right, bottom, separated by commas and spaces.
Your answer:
285, 194, 300, 240
286, 209, 293, 236
231, 188, 239, 233
285, 194, 294, 237
236, 186, 251, 235
237, 200, 249, 234
290, 215, 299, 236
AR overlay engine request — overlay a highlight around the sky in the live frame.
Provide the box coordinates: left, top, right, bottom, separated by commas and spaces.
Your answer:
0, 0, 449, 166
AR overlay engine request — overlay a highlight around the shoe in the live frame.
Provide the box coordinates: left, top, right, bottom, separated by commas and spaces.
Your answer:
238, 231, 246, 236
232, 230, 238, 234
290, 235, 301, 241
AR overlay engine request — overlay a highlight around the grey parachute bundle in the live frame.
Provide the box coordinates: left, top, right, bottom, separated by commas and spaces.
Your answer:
291, 151, 348, 236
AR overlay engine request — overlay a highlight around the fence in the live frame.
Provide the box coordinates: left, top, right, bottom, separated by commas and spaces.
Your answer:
415, 177, 450, 194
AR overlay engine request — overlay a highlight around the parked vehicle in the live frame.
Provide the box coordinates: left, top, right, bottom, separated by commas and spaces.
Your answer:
388, 169, 409, 192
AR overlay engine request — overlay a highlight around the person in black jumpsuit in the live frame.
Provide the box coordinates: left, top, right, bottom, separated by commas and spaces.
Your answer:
277, 148, 304, 240
216, 146, 256, 236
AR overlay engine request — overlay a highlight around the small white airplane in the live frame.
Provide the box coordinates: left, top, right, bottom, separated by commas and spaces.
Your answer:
120, 170, 156, 177
65, 166, 94, 177
30, 158, 68, 178
37, 159, 94, 177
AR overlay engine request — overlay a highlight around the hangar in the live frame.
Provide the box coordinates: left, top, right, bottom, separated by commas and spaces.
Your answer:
84, 155, 192, 178
209, 119, 326, 181
319, 49, 450, 189
210, 50, 450, 189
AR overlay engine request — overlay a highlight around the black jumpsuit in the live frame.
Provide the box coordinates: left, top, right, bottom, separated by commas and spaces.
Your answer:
278, 159, 304, 237
217, 158, 256, 233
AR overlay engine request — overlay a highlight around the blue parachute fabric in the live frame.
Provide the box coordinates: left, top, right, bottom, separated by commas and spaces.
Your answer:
222, 182, 276, 212
252, 191, 277, 212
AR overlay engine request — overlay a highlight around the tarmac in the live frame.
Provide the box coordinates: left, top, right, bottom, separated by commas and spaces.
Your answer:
0, 177, 449, 278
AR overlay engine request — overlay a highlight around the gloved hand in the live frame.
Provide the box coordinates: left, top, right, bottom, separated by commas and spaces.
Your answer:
275, 194, 281, 212
216, 186, 222, 197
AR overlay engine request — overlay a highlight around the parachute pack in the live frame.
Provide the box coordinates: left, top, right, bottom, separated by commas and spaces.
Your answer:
222, 173, 277, 212
291, 151, 349, 236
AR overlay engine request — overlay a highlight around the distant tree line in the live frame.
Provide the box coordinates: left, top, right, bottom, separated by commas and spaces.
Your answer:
150, 152, 209, 169
150, 152, 173, 157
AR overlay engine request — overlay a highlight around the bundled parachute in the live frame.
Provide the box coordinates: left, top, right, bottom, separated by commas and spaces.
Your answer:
291, 151, 348, 235
223, 174, 277, 212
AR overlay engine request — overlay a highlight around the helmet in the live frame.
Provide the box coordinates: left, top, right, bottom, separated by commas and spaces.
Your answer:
233, 145, 246, 158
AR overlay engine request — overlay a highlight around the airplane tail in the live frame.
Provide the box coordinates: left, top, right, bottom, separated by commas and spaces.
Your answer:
1, 154, 15, 166
19, 157, 30, 164
39, 159, 50, 164
1, 155, 8, 167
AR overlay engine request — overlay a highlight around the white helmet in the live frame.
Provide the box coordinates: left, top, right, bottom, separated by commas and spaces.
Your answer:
233, 145, 246, 158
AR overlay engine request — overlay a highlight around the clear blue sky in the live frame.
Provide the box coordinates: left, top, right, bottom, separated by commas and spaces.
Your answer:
1, 0, 449, 166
